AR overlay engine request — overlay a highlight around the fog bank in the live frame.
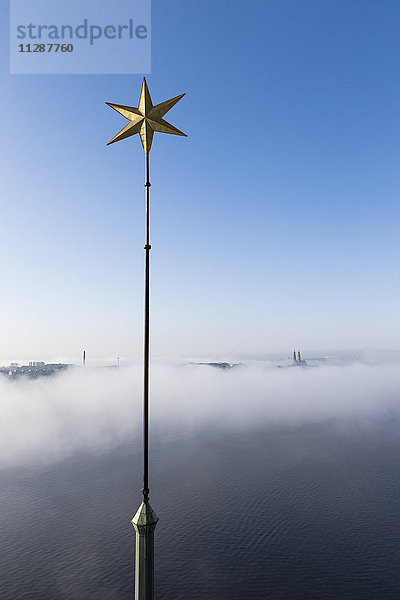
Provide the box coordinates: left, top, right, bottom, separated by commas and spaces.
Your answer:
1, 362, 400, 467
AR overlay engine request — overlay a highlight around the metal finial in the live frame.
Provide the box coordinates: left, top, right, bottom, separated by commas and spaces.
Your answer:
106, 77, 187, 152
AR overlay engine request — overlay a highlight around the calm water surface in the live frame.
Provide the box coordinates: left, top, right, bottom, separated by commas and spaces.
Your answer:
1, 420, 400, 599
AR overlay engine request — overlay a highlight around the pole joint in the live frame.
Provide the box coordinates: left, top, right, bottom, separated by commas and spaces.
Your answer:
144, 244, 151, 250
145, 181, 151, 188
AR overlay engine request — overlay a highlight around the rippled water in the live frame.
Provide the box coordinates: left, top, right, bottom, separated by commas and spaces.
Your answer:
1, 419, 400, 599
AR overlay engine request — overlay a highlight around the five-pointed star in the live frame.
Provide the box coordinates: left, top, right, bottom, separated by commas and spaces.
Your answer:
106, 77, 187, 153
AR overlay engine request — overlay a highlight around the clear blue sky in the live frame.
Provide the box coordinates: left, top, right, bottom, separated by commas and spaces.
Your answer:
1, 0, 400, 361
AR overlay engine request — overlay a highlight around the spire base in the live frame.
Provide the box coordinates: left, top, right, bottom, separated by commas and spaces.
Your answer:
132, 502, 159, 600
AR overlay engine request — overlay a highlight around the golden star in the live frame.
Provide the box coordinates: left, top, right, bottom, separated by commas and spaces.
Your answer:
106, 77, 187, 153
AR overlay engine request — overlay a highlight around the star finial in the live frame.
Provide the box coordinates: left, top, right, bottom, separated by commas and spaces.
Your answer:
106, 78, 187, 153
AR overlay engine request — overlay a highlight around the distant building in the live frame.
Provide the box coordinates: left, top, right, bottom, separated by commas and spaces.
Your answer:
293, 350, 308, 367
1, 362, 70, 380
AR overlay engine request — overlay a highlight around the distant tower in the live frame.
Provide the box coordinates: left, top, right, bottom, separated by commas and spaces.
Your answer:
297, 351, 301, 363
117, 356, 120, 368
83, 350, 86, 367
293, 350, 297, 365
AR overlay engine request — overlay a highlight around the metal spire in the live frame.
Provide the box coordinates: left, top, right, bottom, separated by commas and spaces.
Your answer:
106, 77, 186, 600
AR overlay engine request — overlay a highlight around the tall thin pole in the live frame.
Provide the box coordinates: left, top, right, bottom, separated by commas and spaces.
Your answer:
106, 77, 186, 600
143, 151, 151, 503
131, 150, 158, 600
